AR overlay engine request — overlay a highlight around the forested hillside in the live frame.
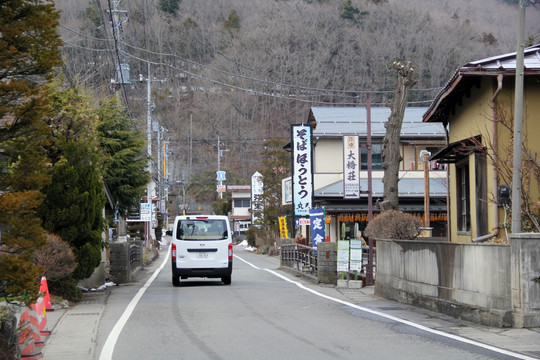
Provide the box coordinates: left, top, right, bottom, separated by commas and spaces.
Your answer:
55, 0, 539, 182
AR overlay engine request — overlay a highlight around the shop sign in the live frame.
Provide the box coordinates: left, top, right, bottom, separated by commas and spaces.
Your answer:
292, 124, 313, 216
343, 135, 360, 199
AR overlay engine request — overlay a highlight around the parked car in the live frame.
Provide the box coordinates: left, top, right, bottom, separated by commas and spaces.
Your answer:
170, 215, 233, 286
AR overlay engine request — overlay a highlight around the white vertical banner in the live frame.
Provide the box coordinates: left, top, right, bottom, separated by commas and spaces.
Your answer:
251, 171, 264, 225
343, 135, 360, 199
292, 125, 313, 216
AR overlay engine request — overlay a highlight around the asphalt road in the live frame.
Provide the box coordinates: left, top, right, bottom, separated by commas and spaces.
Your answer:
94, 245, 518, 360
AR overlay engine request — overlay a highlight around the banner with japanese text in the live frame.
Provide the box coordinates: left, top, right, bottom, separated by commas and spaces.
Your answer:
251, 171, 264, 226
309, 208, 325, 248
343, 135, 360, 198
278, 216, 288, 239
292, 124, 313, 216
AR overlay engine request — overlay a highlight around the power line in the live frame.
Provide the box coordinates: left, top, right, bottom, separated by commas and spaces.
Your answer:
59, 23, 443, 98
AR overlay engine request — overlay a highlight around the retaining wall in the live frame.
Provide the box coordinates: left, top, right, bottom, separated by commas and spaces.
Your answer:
375, 234, 540, 328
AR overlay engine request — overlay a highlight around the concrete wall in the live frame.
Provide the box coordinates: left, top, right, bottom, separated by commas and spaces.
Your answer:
375, 235, 540, 328
511, 233, 540, 328
375, 239, 513, 327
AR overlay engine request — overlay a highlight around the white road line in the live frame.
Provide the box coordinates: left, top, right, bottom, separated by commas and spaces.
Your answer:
99, 246, 171, 360
235, 254, 536, 360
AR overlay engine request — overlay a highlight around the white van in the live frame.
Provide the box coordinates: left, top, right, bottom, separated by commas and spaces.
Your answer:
170, 215, 233, 286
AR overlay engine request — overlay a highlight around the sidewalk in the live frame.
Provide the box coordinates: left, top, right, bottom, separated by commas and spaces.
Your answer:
42, 291, 108, 360
41, 247, 540, 360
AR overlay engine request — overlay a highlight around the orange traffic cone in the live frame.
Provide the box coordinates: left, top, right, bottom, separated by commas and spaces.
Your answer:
18, 308, 44, 359
39, 276, 53, 312
33, 296, 50, 336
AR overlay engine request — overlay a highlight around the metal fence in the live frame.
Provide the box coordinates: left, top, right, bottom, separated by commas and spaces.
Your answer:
280, 243, 318, 275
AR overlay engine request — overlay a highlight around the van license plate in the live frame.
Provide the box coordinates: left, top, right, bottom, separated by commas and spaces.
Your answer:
197, 252, 209, 259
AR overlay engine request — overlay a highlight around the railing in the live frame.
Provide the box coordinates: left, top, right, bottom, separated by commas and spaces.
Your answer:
280, 242, 376, 281
281, 244, 318, 275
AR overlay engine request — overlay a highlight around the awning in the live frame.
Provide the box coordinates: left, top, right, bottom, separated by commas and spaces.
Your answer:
429, 135, 483, 164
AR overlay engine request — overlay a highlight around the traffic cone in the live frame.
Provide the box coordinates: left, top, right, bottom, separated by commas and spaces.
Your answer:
39, 276, 53, 312
33, 296, 50, 336
18, 308, 44, 359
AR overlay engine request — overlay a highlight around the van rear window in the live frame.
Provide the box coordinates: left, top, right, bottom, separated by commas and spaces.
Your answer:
176, 219, 228, 240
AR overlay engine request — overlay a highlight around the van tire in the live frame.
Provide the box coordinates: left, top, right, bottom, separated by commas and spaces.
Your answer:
222, 276, 231, 285
172, 276, 180, 286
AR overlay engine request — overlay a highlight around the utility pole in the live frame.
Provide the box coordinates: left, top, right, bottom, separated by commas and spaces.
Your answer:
511, 1, 527, 234
365, 95, 375, 286
146, 62, 153, 249
108, 0, 129, 241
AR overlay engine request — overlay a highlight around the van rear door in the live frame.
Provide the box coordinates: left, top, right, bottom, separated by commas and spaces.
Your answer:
175, 217, 230, 269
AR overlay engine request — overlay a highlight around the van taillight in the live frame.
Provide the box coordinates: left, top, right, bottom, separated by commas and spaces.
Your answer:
172, 243, 176, 260
228, 242, 233, 259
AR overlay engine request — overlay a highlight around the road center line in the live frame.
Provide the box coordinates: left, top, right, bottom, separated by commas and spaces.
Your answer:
99, 245, 171, 360
235, 254, 535, 360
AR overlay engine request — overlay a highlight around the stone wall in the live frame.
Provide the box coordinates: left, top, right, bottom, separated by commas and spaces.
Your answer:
109, 240, 143, 284
317, 242, 337, 285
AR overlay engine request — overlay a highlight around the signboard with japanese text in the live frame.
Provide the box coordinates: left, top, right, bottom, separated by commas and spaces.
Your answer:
337, 239, 350, 272
296, 218, 311, 226
251, 171, 264, 225
343, 135, 360, 199
292, 125, 313, 216
309, 208, 325, 248
140, 203, 151, 221
349, 239, 363, 271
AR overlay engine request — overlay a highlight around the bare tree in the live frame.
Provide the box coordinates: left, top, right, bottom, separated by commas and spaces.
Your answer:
380, 61, 417, 211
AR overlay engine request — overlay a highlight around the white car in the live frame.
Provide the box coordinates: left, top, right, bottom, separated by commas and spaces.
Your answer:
170, 215, 233, 286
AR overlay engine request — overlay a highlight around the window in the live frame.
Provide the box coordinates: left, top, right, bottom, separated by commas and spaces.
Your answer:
475, 153, 488, 236
361, 143, 383, 169
234, 198, 251, 208
177, 219, 227, 240
456, 162, 470, 232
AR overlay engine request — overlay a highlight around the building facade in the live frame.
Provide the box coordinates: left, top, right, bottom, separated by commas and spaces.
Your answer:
424, 44, 540, 242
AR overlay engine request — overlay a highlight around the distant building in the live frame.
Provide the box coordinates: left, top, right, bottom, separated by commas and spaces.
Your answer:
228, 185, 252, 239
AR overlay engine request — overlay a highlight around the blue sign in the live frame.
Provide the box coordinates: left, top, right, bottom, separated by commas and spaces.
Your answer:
216, 171, 226, 181
309, 208, 325, 248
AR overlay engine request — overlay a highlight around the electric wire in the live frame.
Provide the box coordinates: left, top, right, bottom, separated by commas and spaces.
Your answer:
59, 23, 443, 100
